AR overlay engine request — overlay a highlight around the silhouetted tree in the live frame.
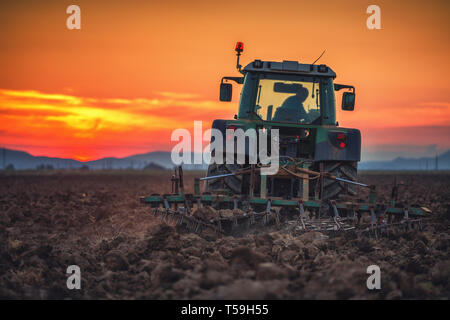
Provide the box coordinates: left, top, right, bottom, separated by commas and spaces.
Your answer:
143, 162, 165, 171
36, 164, 54, 171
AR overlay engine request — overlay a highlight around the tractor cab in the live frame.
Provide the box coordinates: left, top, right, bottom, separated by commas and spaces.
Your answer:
212, 42, 361, 200
220, 43, 355, 127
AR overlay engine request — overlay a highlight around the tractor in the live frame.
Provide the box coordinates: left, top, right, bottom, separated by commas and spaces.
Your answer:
142, 43, 431, 236
204, 42, 360, 200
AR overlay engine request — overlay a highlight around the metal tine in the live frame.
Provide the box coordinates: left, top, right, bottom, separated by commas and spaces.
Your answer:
297, 201, 307, 230
194, 221, 200, 233
244, 216, 251, 230
403, 208, 411, 230
349, 207, 357, 226
263, 200, 272, 226
161, 209, 169, 222
163, 198, 170, 210
370, 207, 376, 228
275, 212, 280, 227
168, 212, 175, 224
386, 213, 394, 235
185, 217, 192, 231
186, 204, 191, 216
379, 209, 387, 235
331, 200, 341, 230
177, 214, 184, 226
160, 198, 170, 223
233, 198, 238, 210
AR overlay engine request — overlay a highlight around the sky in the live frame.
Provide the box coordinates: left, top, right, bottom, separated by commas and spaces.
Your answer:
0, 0, 449, 161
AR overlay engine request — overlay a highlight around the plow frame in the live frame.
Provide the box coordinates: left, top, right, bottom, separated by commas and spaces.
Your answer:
140, 165, 432, 236
141, 192, 430, 217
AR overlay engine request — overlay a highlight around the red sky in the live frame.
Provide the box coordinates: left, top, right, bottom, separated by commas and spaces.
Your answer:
0, 0, 449, 161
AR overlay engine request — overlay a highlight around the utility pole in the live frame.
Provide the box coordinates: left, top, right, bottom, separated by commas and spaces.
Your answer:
2, 148, 5, 170
435, 153, 438, 171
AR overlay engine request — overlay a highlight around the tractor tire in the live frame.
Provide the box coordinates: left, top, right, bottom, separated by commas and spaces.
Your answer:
204, 163, 244, 195
320, 161, 358, 200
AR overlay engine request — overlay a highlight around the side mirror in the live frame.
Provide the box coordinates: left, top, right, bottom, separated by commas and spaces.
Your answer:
342, 92, 355, 111
220, 83, 232, 101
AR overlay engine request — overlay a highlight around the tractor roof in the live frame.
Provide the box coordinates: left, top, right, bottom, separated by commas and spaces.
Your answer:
243, 60, 336, 78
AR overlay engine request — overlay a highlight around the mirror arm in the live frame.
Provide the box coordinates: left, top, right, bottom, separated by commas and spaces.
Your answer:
222, 76, 244, 85
334, 83, 355, 94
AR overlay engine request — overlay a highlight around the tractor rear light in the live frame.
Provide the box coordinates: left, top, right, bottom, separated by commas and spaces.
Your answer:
226, 125, 237, 140
235, 42, 244, 53
336, 132, 346, 148
337, 133, 346, 140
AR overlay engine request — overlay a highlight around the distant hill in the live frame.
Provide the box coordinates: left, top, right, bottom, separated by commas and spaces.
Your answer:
1, 147, 449, 171
0, 148, 207, 171
359, 150, 450, 170
0, 148, 82, 170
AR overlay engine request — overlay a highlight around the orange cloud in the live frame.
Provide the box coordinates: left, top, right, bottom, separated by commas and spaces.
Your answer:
0, 88, 236, 160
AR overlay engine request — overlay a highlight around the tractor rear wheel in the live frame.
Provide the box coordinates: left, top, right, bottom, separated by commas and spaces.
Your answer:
204, 163, 244, 195
317, 161, 358, 200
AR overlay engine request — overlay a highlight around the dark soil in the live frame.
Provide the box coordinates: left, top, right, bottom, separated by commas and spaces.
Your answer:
0, 171, 448, 299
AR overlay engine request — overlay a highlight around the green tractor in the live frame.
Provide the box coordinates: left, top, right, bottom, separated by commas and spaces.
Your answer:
205, 42, 361, 200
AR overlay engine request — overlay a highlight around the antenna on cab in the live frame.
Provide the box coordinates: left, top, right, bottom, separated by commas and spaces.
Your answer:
311, 50, 326, 65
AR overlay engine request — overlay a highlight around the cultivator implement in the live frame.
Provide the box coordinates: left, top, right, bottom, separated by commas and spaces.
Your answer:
141, 166, 432, 238
138, 43, 436, 238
